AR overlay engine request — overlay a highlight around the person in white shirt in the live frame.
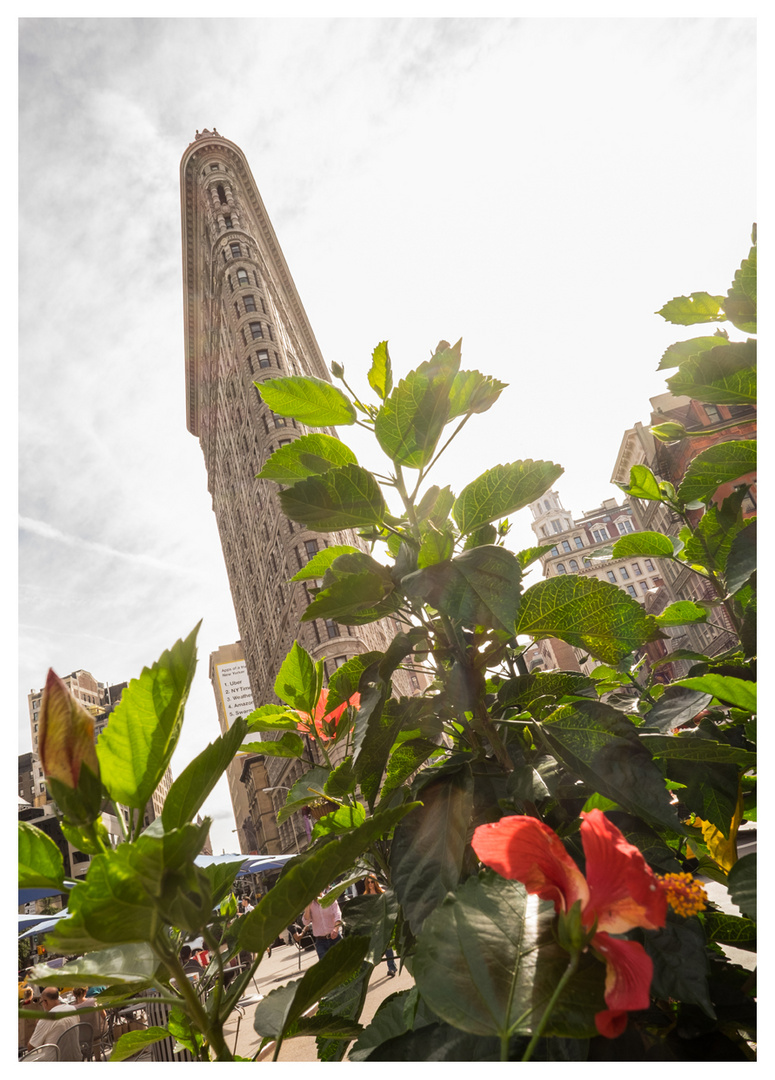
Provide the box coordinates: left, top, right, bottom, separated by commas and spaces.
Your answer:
302, 895, 343, 960
27, 987, 79, 1060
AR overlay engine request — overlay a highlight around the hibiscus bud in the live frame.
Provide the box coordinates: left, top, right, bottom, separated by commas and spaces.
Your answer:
39, 669, 102, 824
556, 899, 595, 954
331, 361, 344, 379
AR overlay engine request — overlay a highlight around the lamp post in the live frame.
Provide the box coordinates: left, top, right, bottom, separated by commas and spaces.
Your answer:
263, 786, 302, 854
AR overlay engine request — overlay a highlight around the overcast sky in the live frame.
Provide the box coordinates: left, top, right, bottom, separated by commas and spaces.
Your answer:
17, 16, 756, 854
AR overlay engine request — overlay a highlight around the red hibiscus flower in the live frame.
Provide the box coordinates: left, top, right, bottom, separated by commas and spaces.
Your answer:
297, 688, 360, 742
472, 809, 667, 1038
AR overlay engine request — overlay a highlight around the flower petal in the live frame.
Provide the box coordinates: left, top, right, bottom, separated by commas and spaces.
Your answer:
580, 810, 666, 933
472, 816, 589, 914
592, 932, 653, 1016
594, 1009, 628, 1039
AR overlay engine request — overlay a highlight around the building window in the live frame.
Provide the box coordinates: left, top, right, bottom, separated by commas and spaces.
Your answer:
237, 268, 249, 286
639, 581, 650, 593
626, 585, 637, 598
619, 567, 630, 580
217, 184, 227, 205
591, 528, 608, 543
304, 539, 319, 561
230, 242, 242, 258
556, 563, 566, 575
703, 404, 721, 423
210, 163, 219, 171
632, 562, 641, 575
617, 519, 635, 534
561, 540, 571, 553
241, 328, 247, 347
224, 214, 233, 228
569, 559, 579, 572
228, 275, 234, 293
244, 295, 257, 313
644, 559, 654, 572
325, 619, 339, 639
606, 570, 617, 583
249, 321, 264, 340
544, 500, 551, 511
257, 349, 271, 368
278, 438, 292, 447
273, 415, 287, 428
574, 536, 584, 548
550, 547, 558, 557
332, 655, 347, 671
551, 520, 562, 533
540, 525, 548, 537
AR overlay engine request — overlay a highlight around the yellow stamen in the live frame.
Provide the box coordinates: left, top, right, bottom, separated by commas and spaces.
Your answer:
657, 872, 708, 918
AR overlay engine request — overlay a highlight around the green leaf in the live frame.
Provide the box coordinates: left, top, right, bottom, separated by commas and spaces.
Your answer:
96, 625, 199, 811
678, 440, 756, 503
18, 821, 65, 891
240, 732, 305, 757
724, 244, 757, 332
681, 488, 747, 575
654, 601, 708, 627
452, 460, 564, 535
417, 521, 455, 568
324, 652, 382, 713
378, 738, 443, 807
727, 853, 756, 922
640, 687, 712, 732
201, 858, 247, 908
302, 552, 398, 625
447, 369, 508, 419
640, 731, 756, 770
353, 695, 404, 811
252, 935, 370, 1040
289, 544, 360, 581
162, 717, 248, 831
725, 520, 756, 594
514, 576, 665, 666
274, 641, 320, 715
666, 340, 756, 406
391, 766, 474, 934
657, 333, 729, 371
280, 464, 386, 532
324, 756, 357, 800
701, 911, 756, 950
416, 484, 456, 527
239, 803, 419, 953
539, 700, 681, 831
644, 917, 715, 1018
29, 943, 160, 988
311, 802, 366, 840
673, 675, 756, 712
516, 544, 556, 570
257, 375, 356, 426
61, 818, 112, 856
110, 1028, 171, 1062
657, 292, 726, 326
611, 531, 677, 559
413, 874, 604, 1039
244, 704, 303, 734
497, 671, 596, 716
619, 464, 664, 502
374, 340, 461, 468
276, 766, 331, 823
402, 545, 523, 634
257, 433, 358, 484
368, 341, 393, 401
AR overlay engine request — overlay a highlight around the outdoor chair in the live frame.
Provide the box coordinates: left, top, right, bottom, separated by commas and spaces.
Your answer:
56, 1021, 95, 1061
20, 1043, 60, 1061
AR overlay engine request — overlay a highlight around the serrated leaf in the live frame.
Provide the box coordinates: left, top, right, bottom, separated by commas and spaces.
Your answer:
645, 917, 715, 1018
417, 521, 454, 567
276, 766, 332, 823
701, 911, 756, 950
620, 464, 664, 502
378, 738, 443, 807
416, 484, 456, 527
352, 695, 404, 811
391, 766, 474, 934
514, 576, 664, 665
29, 942, 160, 988
655, 601, 708, 627
657, 333, 729, 371
725, 520, 756, 594
96, 625, 199, 810
244, 704, 302, 734
374, 341, 461, 468
640, 687, 712, 732
682, 488, 747, 575
289, 544, 360, 581
18, 821, 66, 891
324, 652, 382, 713
413, 873, 604, 1039
302, 551, 397, 625
657, 292, 726, 326
724, 244, 757, 332
678, 440, 756, 503
673, 675, 756, 712
640, 731, 756, 770
257, 375, 356, 426
274, 641, 320, 714
402, 545, 523, 634
368, 341, 393, 401
453, 460, 564, 535
611, 531, 677, 559
516, 544, 555, 569
257, 433, 358, 483
240, 732, 305, 757
280, 464, 386, 532
162, 717, 248, 831
311, 802, 366, 840
727, 853, 756, 921
666, 340, 756, 406
239, 803, 419, 953
447, 369, 508, 419
539, 700, 680, 831
110, 1027, 171, 1062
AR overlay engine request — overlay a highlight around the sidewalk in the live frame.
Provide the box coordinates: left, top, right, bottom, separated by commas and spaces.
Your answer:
223, 942, 413, 1061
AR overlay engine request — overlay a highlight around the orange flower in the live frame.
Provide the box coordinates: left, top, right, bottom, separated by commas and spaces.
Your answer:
472, 810, 667, 1038
296, 688, 360, 742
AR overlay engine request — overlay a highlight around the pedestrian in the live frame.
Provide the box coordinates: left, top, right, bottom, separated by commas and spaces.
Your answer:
301, 894, 343, 961
26, 986, 79, 1060
363, 875, 398, 977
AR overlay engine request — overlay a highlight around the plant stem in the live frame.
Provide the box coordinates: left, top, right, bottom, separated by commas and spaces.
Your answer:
520, 949, 581, 1062
158, 942, 233, 1061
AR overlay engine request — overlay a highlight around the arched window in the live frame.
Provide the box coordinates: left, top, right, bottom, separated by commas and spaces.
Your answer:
544, 499, 551, 511
556, 563, 566, 575
569, 559, 578, 572
236, 268, 249, 286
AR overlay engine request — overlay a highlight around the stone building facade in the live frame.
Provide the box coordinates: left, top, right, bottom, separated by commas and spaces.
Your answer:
180, 131, 416, 824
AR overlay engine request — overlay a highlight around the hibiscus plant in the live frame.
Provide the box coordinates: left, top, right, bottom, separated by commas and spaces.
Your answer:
19, 238, 756, 1060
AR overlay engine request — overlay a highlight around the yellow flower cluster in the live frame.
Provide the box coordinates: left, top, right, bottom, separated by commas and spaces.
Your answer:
657, 872, 708, 918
